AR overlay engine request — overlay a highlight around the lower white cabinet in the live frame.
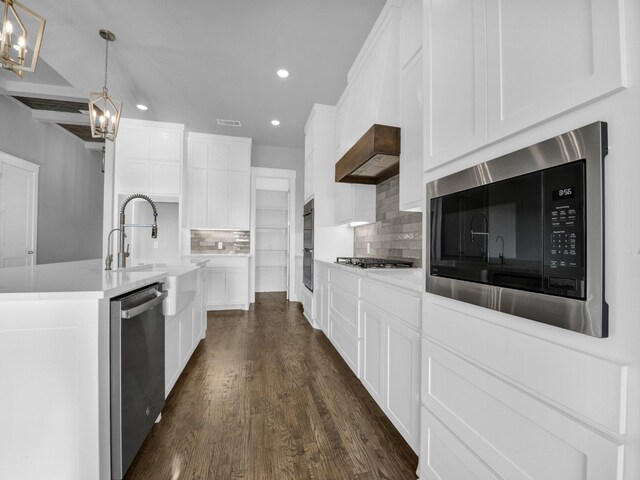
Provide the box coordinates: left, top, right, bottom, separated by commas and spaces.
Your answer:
203, 256, 249, 310
316, 261, 422, 453
301, 285, 314, 325
328, 268, 360, 376
361, 300, 420, 452
315, 263, 329, 335
362, 304, 385, 404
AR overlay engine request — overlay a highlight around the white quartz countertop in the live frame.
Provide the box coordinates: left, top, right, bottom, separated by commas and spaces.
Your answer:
0, 259, 183, 300
316, 259, 423, 292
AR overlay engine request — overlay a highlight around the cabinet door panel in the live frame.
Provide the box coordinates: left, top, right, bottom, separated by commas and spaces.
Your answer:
228, 143, 251, 172
228, 171, 250, 229
116, 127, 150, 159
165, 316, 181, 397
149, 161, 180, 195
115, 158, 149, 193
386, 318, 420, 449
179, 305, 193, 364
226, 269, 248, 305
208, 169, 229, 228
208, 142, 229, 170
426, 0, 487, 168
399, 51, 424, 212
188, 140, 208, 169
206, 269, 226, 306
362, 304, 385, 404
150, 130, 182, 161
186, 168, 208, 228
486, 0, 626, 139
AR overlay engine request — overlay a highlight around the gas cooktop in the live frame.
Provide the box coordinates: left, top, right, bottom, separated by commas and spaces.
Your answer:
335, 257, 414, 269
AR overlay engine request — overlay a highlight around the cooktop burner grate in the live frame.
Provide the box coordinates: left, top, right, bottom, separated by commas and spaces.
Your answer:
335, 257, 414, 269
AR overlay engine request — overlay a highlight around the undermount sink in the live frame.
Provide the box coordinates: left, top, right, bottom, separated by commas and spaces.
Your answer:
136, 265, 198, 316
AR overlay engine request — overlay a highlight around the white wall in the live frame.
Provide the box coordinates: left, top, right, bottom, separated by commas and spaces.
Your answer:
251, 144, 304, 256
0, 96, 103, 264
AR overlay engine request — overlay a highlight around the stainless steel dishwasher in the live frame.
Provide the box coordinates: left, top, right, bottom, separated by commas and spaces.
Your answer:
110, 283, 167, 480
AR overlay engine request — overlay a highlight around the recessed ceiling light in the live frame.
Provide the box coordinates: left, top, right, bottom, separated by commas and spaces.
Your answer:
136, 104, 148, 111
276, 69, 289, 78
271, 119, 280, 126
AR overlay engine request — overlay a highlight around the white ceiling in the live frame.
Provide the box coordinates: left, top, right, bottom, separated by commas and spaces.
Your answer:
2, 0, 386, 149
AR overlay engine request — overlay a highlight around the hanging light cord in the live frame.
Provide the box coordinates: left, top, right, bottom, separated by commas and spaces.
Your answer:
103, 35, 109, 95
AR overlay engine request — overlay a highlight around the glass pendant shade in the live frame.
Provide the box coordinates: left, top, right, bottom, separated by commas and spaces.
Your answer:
0, 0, 45, 77
89, 90, 122, 141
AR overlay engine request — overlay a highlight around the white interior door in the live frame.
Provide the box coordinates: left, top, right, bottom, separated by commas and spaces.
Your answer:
0, 154, 38, 268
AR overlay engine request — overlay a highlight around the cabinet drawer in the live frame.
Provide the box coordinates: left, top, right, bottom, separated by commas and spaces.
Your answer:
420, 407, 499, 480
330, 317, 359, 377
329, 287, 358, 337
329, 268, 359, 297
422, 339, 623, 480
362, 279, 420, 329
204, 257, 248, 268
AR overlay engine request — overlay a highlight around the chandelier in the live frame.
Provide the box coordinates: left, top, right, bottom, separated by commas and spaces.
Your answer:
89, 29, 122, 141
0, 0, 46, 77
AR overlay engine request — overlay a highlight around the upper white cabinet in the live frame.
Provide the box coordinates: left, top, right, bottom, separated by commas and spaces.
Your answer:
334, 183, 376, 227
185, 133, 251, 230
424, 0, 627, 169
114, 119, 185, 196
485, 0, 627, 139
398, 0, 424, 212
424, 0, 488, 168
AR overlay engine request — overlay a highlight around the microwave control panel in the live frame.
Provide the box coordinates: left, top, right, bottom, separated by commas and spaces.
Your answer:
543, 161, 586, 299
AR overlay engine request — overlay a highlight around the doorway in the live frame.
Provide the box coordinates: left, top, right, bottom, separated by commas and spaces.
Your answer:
0, 152, 38, 267
250, 168, 296, 302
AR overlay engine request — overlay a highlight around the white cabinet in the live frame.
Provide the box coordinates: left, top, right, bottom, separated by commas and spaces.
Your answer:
360, 278, 421, 452
424, 0, 627, 169
424, 0, 487, 168
185, 133, 251, 230
386, 316, 420, 447
205, 268, 226, 307
328, 268, 360, 377
304, 153, 314, 202
399, 50, 424, 212
203, 256, 249, 310
485, 0, 627, 140
315, 262, 329, 335
333, 183, 376, 227
165, 266, 206, 398
361, 303, 385, 404
114, 119, 184, 196
301, 285, 314, 325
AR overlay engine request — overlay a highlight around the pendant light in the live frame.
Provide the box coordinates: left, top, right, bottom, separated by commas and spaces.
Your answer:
0, 0, 46, 77
89, 29, 122, 141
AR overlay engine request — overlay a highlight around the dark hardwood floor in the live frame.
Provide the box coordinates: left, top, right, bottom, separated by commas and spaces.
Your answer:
125, 292, 418, 480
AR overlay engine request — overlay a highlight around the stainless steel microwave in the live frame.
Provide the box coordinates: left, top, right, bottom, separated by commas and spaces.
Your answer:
426, 122, 608, 337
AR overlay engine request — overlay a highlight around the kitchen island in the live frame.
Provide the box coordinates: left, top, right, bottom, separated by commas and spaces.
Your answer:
0, 259, 203, 480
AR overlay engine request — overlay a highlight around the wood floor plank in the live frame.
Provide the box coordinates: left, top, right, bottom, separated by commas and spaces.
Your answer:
125, 292, 418, 480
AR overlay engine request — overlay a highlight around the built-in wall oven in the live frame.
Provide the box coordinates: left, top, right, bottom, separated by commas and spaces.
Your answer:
426, 122, 608, 337
303, 199, 314, 291
110, 283, 167, 479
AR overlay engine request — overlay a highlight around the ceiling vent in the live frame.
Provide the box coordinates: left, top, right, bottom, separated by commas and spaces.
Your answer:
217, 119, 242, 127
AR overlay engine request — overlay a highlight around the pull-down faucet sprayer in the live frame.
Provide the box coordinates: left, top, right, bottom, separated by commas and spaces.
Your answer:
117, 194, 158, 269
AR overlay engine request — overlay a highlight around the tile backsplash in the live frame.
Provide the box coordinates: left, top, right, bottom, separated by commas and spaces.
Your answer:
191, 230, 250, 254
354, 175, 423, 267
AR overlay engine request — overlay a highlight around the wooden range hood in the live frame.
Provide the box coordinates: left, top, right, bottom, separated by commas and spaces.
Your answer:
335, 124, 401, 184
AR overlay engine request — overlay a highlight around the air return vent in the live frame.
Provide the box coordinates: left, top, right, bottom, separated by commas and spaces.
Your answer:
217, 119, 242, 127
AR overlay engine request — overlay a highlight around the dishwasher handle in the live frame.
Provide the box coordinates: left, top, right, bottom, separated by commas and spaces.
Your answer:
121, 290, 168, 319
